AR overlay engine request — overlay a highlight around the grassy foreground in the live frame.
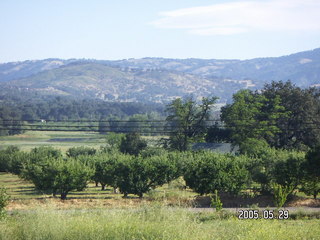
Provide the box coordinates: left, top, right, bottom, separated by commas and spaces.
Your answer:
1, 207, 319, 240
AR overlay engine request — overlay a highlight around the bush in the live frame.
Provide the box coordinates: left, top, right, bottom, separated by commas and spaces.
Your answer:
22, 157, 94, 199
271, 182, 294, 208
30, 146, 62, 159
0, 187, 10, 218
0, 146, 29, 174
21, 156, 58, 194
272, 152, 305, 193
66, 146, 97, 158
301, 146, 320, 199
119, 132, 147, 156
113, 154, 179, 198
246, 146, 305, 194
53, 158, 94, 199
210, 190, 223, 211
184, 151, 250, 195
92, 154, 119, 190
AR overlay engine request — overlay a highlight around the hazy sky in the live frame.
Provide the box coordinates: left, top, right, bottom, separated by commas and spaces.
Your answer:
1, 0, 320, 62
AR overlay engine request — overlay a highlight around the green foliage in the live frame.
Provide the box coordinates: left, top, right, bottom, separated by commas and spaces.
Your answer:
210, 190, 223, 211
271, 182, 294, 208
0, 187, 10, 217
22, 156, 93, 199
139, 147, 168, 158
300, 180, 320, 199
221, 81, 320, 150
0, 146, 29, 174
301, 146, 320, 199
21, 156, 58, 194
244, 143, 305, 194
221, 88, 285, 147
30, 146, 62, 159
104, 132, 124, 149
262, 81, 320, 150
52, 158, 94, 199
184, 151, 250, 195
0, 105, 25, 136
119, 132, 147, 156
205, 123, 232, 143
0, 146, 19, 172
92, 154, 119, 190
0, 91, 164, 123
66, 146, 96, 158
113, 154, 179, 198
272, 152, 305, 191
165, 96, 218, 151
238, 138, 270, 156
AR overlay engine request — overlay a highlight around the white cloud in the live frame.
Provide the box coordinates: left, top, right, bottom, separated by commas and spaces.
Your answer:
150, 0, 320, 35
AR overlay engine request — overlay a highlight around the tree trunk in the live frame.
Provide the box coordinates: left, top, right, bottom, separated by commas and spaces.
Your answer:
138, 193, 143, 198
314, 192, 317, 199
60, 192, 68, 200
95, 181, 99, 187
101, 184, 106, 191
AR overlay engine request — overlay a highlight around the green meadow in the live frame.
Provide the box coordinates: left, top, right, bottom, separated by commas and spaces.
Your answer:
0, 131, 106, 152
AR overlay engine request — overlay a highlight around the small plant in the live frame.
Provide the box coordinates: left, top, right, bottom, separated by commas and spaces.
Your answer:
210, 190, 223, 211
0, 187, 10, 218
271, 182, 294, 208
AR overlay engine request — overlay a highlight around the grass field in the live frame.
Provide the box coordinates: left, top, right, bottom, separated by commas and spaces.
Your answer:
0, 131, 106, 152
1, 207, 320, 240
0, 131, 163, 152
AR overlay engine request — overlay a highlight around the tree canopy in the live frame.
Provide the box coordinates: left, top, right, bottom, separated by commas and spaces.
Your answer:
164, 96, 218, 151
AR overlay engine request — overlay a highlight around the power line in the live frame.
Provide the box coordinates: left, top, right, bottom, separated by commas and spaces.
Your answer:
1, 117, 319, 123
0, 128, 176, 134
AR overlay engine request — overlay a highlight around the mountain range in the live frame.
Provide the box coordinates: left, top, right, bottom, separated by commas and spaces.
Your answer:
1, 48, 319, 103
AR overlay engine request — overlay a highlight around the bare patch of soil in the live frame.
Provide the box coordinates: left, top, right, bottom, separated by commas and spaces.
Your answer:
286, 196, 320, 207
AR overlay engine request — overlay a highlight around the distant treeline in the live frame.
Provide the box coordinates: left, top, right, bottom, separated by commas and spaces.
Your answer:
0, 89, 164, 136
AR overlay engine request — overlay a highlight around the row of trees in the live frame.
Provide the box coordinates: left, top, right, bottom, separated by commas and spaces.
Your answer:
220, 81, 320, 151
0, 91, 164, 136
1, 144, 319, 202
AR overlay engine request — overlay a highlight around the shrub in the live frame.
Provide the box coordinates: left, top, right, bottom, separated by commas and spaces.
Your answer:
114, 154, 179, 198
119, 132, 147, 156
0, 146, 30, 175
272, 152, 305, 194
0, 187, 10, 218
301, 146, 320, 199
92, 154, 119, 190
66, 146, 97, 158
30, 146, 62, 159
52, 158, 94, 199
184, 152, 250, 195
210, 190, 223, 211
22, 157, 94, 199
271, 182, 294, 208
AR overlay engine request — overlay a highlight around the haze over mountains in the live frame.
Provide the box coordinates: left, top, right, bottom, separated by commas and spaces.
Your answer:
1, 48, 319, 104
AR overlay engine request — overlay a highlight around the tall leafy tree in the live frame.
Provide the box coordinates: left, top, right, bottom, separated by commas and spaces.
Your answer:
165, 96, 218, 151
221, 89, 285, 147
262, 81, 320, 150
221, 81, 320, 150
301, 146, 320, 199
119, 132, 147, 155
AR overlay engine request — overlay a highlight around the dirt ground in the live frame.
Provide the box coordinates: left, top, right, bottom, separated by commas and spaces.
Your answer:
6, 194, 320, 211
